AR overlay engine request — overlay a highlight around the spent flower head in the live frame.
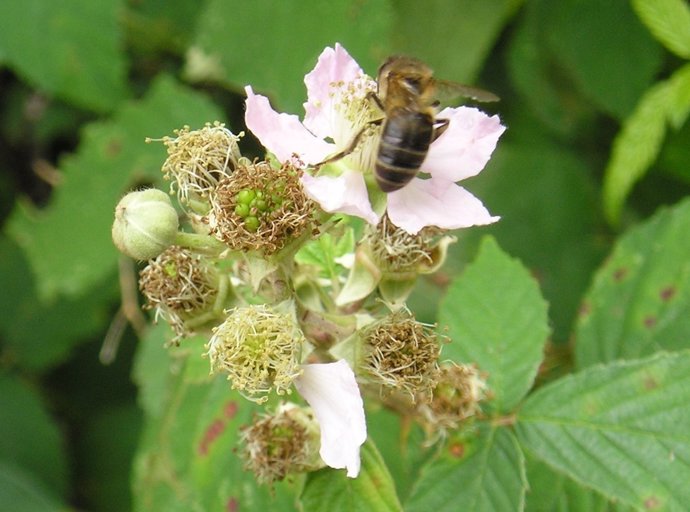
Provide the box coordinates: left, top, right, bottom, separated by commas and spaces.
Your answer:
240, 403, 322, 485
361, 310, 441, 401
416, 362, 487, 436
150, 121, 242, 207
245, 43, 505, 235
206, 160, 314, 254
139, 245, 220, 342
207, 304, 304, 403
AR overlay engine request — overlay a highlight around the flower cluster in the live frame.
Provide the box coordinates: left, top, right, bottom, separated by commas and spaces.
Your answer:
112, 43, 502, 484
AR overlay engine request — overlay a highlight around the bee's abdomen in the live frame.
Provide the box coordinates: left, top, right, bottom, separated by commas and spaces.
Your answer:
376, 110, 434, 193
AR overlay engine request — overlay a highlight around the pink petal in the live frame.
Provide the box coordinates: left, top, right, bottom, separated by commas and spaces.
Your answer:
301, 169, 380, 225
387, 178, 499, 234
244, 86, 334, 165
423, 107, 505, 182
303, 43, 363, 139
295, 361, 367, 478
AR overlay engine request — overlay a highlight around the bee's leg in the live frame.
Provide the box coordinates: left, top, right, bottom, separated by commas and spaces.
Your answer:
315, 118, 383, 167
364, 91, 385, 111
431, 118, 450, 142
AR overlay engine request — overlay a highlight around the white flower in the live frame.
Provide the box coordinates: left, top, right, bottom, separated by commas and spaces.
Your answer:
295, 360, 366, 478
245, 43, 505, 234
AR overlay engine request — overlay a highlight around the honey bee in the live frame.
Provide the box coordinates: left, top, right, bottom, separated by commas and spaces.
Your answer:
319, 56, 499, 192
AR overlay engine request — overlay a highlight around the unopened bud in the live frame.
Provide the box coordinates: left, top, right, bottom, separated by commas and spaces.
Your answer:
112, 189, 179, 260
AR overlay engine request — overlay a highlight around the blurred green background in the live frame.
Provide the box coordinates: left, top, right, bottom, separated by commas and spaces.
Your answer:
1, 0, 688, 510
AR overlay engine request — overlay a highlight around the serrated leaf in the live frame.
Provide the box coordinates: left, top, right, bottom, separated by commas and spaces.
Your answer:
438, 237, 549, 413
0, 0, 128, 112
6, 76, 223, 300
602, 78, 674, 225
632, 0, 690, 59
391, 0, 518, 82
300, 441, 402, 512
524, 455, 610, 512
405, 425, 526, 512
133, 337, 295, 511
667, 62, 690, 128
517, 351, 690, 512
575, 198, 690, 368
0, 374, 68, 498
189, 0, 394, 113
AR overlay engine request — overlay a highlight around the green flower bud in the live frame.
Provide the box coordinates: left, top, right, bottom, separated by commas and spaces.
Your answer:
112, 189, 179, 260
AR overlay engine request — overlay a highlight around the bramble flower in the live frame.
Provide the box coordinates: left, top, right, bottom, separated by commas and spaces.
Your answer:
294, 360, 366, 478
207, 304, 304, 403
208, 305, 367, 477
361, 310, 441, 401
139, 245, 223, 342
240, 403, 322, 484
245, 43, 505, 235
206, 160, 314, 255
148, 122, 242, 207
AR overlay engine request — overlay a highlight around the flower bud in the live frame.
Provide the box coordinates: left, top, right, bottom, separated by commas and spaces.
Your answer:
112, 189, 179, 260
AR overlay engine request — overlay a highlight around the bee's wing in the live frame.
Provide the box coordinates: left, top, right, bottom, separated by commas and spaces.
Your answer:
434, 79, 499, 103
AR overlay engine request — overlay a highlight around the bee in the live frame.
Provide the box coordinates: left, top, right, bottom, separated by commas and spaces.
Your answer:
319, 56, 499, 192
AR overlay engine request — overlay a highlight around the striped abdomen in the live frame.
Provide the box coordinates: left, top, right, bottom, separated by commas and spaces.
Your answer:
375, 109, 434, 193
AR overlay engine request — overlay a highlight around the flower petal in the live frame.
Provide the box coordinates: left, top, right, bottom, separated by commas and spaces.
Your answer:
387, 178, 499, 234
423, 107, 505, 182
294, 361, 367, 478
301, 169, 380, 225
303, 43, 364, 139
244, 86, 334, 165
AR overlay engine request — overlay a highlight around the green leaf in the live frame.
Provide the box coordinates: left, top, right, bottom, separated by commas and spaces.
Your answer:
575, 198, 690, 368
366, 407, 434, 503
0, 374, 68, 498
524, 455, 610, 512
295, 228, 354, 280
0, 461, 66, 512
405, 425, 526, 512
132, 337, 295, 511
78, 404, 142, 512
0, 0, 128, 112
189, 0, 394, 113
438, 237, 549, 413
633, 0, 690, 58
516, 351, 690, 512
6, 76, 223, 300
545, 0, 663, 120
300, 441, 403, 512
602, 78, 674, 225
0, 236, 120, 370
391, 0, 519, 82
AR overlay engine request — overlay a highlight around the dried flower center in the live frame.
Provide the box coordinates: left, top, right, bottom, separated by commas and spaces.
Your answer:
240, 404, 319, 485
417, 363, 487, 434
139, 246, 218, 341
151, 121, 242, 205
363, 311, 441, 400
207, 305, 304, 402
207, 161, 314, 254
366, 215, 443, 273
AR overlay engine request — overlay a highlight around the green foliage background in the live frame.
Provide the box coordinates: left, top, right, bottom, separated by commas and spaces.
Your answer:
1, 0, 690, 510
